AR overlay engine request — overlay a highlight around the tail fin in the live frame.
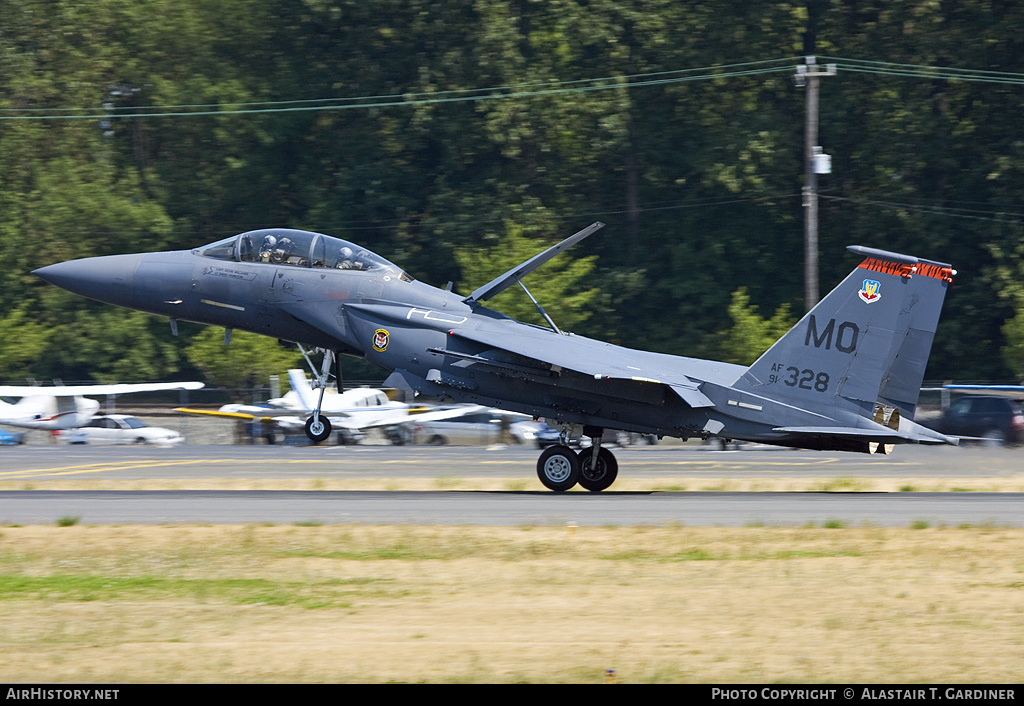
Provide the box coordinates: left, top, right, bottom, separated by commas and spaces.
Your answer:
0, 394, 96, 429
11, 395, 59, 419
0, 396, 47, 425
735, 246, 955, 420
287, 369, 318, 410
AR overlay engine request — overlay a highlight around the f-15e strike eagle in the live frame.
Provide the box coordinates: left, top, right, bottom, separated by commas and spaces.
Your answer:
35, 223, 958, 491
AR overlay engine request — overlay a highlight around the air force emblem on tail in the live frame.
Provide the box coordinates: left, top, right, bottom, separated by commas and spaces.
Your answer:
858, 279, 881, 304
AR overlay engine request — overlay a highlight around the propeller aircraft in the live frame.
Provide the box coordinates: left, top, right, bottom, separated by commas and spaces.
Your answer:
175, 368, 486, 444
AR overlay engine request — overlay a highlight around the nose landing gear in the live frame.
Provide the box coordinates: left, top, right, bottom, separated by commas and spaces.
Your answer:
305, 415, 332, 443
303, 347, 340, 444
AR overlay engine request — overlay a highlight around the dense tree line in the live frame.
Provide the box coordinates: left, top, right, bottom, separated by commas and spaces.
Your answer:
3, 0, 1024, 388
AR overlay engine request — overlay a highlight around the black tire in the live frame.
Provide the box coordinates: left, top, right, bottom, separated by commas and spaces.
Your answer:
304, 415, 332, 444
428, 434, 447, 446
536, 445, 580, 492
577, 447, 618, 492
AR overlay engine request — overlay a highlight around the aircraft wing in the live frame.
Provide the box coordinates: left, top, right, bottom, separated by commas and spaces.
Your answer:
175, 406, 353, 432
174, 407, 281, 423
174, 403, 483, 431
0, 382, 204, 397
440, 319, 744, 408
325, 404, 490, 431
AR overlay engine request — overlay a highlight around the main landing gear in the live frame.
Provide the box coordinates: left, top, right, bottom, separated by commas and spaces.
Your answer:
536, 426, 619, 492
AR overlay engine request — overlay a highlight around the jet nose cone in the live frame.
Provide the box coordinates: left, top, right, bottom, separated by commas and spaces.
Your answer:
34, 254, 143, 307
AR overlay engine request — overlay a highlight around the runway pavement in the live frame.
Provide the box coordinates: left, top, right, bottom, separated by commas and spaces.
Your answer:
0, 443, 1021, 526
2, 441, 1022, 480
0, 488, 1020, 527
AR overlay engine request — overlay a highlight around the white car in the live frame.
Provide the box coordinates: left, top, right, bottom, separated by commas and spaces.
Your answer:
411, 409, 542, 446
59, 415, 184, 446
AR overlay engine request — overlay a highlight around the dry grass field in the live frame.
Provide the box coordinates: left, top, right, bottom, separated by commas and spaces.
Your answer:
1, 522, 1022, 683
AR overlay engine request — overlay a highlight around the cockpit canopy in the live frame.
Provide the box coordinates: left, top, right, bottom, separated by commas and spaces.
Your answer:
195, 228, 411, 279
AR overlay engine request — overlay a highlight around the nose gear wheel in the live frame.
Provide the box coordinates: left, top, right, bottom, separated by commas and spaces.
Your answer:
305, 415, 332, 443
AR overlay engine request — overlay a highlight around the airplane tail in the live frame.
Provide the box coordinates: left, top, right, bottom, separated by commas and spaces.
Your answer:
8, 395, 57, 418
286, 369, 318, 410
734, 246, 955, 423
0, 394, 92, 429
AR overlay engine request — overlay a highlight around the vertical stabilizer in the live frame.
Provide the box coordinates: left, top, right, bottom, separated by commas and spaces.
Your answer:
287, 369, 318, 410
735, 246, 954, 419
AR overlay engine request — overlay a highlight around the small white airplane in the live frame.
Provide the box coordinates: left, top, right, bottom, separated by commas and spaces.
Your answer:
0, 381, 205, 431
176, 369, 479, 444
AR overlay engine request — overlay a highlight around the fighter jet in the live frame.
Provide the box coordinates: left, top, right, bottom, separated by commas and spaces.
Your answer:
34, 224, 958, 491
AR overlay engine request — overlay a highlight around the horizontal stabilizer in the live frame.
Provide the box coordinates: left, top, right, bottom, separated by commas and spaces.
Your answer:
774, 426, 908, 439
774, 426, 957, 445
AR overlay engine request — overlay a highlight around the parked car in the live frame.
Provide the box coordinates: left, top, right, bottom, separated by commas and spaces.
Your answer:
0, 428, 25, 445
58, 415, 185, 446
936, 396, 1024, 446
411, 409, 541, 445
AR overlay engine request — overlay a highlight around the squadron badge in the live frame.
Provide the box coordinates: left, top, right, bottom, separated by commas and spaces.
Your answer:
858, 279, 881, 304
372, 328, 390, 352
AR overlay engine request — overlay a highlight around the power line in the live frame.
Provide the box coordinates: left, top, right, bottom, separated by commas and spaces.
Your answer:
3, 58, 798, 114
1, 61, 801, 121
820, 56, 1024, 85
821, 194, 1024, 224
8, 54, 1024, 122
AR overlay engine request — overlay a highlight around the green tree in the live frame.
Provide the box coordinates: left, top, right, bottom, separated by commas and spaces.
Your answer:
184, 327, 302, 395
1001, 311, 1024, 382
718, 288, 796, 366
43, 309, 181, 383
454, 220, 599, 331
7, 0, 1024, 387
0, 308, 51, 381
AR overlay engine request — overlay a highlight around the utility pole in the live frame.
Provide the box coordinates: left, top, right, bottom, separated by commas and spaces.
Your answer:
795, 57, 835, 311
